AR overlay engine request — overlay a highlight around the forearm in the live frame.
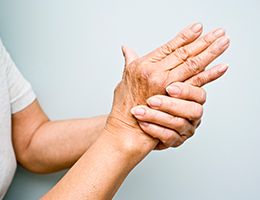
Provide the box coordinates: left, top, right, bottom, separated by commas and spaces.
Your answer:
19, 115, 107, 173
42, 129, 156, 200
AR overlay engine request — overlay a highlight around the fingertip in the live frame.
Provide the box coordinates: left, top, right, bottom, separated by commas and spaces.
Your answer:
166, 84, 181, 96
213, 28, 226, 37
130, 107, 135, 115
190, 22, 203, 33
147, 96, 162, 108
217, 64, 229, 73
130, 106, 146, 116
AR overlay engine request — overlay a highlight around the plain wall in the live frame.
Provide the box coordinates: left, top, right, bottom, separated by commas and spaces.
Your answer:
0, 0, 260, 199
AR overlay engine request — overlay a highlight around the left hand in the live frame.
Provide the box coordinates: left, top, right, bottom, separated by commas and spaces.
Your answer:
131, 63, 228, 150
105, 23, 229, 155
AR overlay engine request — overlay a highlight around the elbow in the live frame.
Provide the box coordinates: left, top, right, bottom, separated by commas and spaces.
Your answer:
16, 149, 57, 174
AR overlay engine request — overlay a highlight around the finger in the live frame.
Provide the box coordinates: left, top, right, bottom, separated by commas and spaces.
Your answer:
138, 121, 185, 148
158, 28, 225, 70
145, 22, 203, 62
121, 46, 139, 65
154, 142, 169, 150
154, 140, 188, 150
166, 82, 207, 104
185, 63, 228, 87
168, 36, 230, 82
131, 105, 195, 135
195, 119, 201, 128
146, 95, 203, 121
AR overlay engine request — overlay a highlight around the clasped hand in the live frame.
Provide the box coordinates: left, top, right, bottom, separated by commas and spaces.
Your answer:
105, 22, 229, 153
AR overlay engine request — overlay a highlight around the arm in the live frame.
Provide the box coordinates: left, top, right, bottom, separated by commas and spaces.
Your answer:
42, 128, 155, 200
12, 65, 226, 173
13, 22, 228, 175
134, 63, 228, 150
12, 102, 107, 173
42, 23, 229, 199
42, 72, 226, 199
42, 65, 228, 200
13, 64, 227, 174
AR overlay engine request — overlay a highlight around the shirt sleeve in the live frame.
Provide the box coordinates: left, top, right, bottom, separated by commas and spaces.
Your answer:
0, 40, 36, 114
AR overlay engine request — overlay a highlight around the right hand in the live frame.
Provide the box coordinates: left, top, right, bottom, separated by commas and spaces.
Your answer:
104, 22, 229, 154
131, 63, 228, 150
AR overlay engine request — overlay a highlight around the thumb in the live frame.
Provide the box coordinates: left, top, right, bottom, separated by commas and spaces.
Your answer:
121, 45, 139, 66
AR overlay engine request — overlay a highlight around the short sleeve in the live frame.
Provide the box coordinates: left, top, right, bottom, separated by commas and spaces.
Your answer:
0, 40, 36, 113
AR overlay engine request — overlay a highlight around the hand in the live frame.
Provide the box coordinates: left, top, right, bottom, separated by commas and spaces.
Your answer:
105, 22, 230, 154
131, 63, 228, 150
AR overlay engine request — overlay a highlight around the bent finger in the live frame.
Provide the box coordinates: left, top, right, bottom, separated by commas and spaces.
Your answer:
131, 105, 194, 134
146, 95, 204, 121
166, 82, 207, 104
138, 122, 185, 148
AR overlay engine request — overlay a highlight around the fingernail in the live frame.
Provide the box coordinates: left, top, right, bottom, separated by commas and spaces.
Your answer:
218, 36, 230, 46
191, 23, 202, 32
166, 85, 181, 96
213, 28, 225, 37
148, 97, 161, 107
139, 122, 149, 127
131, 107, 146, 116
218, 64, 228, 73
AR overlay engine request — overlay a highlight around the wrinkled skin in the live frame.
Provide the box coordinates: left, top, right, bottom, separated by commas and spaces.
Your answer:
105, 23, 229, 150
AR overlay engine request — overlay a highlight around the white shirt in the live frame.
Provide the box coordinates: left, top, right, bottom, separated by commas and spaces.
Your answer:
0, 40, 36, 199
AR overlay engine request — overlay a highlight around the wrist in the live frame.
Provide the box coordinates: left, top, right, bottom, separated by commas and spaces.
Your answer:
103, 117, 158, 163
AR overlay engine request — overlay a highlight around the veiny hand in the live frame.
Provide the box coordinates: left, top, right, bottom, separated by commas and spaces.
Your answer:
131, 63, 228, 150
105, 22, 230, 153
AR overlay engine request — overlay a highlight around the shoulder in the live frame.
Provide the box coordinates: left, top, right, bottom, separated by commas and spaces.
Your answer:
0, 39, 13, 73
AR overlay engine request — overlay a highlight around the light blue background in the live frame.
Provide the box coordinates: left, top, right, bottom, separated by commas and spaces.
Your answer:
0, 0, 260, 199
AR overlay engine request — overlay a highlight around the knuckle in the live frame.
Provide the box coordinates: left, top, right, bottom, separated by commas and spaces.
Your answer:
174, 47, 189, 61
185, 57, 201, 74
178, 30, 190, 42
135, 63, 152, 81
209, 46, 219, 56
186, 127, 195, 138
200, 88, 207, 104
192, 75, 206, 87
166, 115, 176, 126
149, 75, 163, 88
140, 68, 151, 80
173, 117, 187, 131
193, 103, 203, 119
201, 35, 211, 45
161, 130, 175, 147
160, 43, 174, 55
151, 74, 172, 92
171, 137, 184, 147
